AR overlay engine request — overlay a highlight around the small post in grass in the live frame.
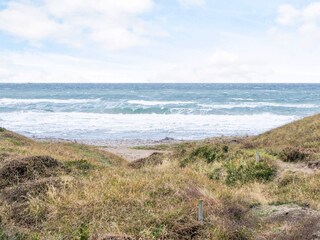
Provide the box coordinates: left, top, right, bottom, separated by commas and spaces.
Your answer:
198, 199, 204, 224
256, 151, 260, 162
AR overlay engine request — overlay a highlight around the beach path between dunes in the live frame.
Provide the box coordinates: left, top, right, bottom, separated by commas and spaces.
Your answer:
102, 147, 169, 162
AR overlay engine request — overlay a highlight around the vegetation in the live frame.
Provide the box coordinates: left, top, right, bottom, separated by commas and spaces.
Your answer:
279, 147, 308, 162
224, 160, 276, 186
251, 113, 320, 160
0, 114, 319, 239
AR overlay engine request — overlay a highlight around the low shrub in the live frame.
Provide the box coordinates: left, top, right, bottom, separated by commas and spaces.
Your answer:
0, 128, 5, 133
225, 160, 276, 186
0, 156, 62, 189
279, 147, 308, 162
180, 144, 228, 167
191, 145, 228, 163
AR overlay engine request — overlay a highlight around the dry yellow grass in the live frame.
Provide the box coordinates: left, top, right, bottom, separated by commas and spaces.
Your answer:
252, 113, 320, 160
0, 130, 125, 167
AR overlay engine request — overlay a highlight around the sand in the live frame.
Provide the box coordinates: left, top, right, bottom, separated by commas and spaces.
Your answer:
103, 147, 169, 162
36, 137, 181, 162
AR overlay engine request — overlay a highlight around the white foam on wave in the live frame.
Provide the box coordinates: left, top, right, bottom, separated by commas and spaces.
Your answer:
127, 100, 194, 106
0, 111, 298, 140
0, 98, 101, 105
198, 102, 318, 109
230, 98, 255, 101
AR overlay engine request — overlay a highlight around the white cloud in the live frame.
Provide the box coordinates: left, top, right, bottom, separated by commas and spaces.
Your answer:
273, 2, 320, 47
0, 0, 158, 51
1, 1, 320, 83
208, 50, 238, 65
149, 42, 320, 83
277, 2, 320, 25
1, 46, 320, 83
177, 0, 205, 7
276, 4, 299, 26
0, 49, 271, 83
0, 52, 154, 83
0, 2, 60, 42
150, 50, 273, 83
303, 2, 320, 21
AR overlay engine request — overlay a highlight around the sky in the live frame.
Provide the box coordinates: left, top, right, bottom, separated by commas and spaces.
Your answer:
0, 0, 320, 83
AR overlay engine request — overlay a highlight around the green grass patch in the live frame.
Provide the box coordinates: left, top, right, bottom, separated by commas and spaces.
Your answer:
225, 160, 276, 186
131, 144, 171, 151
66, 143, 111, 165
78, 223, 90, 240
180, 144, 228, 167
190, 145, 228, 163
8, 138, 24, 146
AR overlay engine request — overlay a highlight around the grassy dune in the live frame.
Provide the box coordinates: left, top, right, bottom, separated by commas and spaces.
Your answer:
251, 113, 320, 160
0, 115, 319, 239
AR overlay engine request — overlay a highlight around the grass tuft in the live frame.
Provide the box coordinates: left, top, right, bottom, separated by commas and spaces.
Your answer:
180, 144, 228, 167
225, 160, 276, 186
279, 147, 308, 162
65, 159, 96, 174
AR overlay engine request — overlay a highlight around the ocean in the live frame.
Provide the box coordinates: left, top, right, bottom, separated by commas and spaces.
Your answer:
0, 83, 319, 142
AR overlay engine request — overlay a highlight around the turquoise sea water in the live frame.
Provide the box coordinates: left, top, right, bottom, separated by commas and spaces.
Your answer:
0, 84, 319, 141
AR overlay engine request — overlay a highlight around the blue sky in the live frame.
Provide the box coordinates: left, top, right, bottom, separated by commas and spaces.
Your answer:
0, 0, 320, 83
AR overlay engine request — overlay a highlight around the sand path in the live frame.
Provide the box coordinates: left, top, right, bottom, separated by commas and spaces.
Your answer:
275, 160, 319, 175
103, 147, 169, 162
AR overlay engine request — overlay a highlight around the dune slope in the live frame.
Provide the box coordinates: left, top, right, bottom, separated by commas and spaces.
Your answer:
0, 114, 319, 239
